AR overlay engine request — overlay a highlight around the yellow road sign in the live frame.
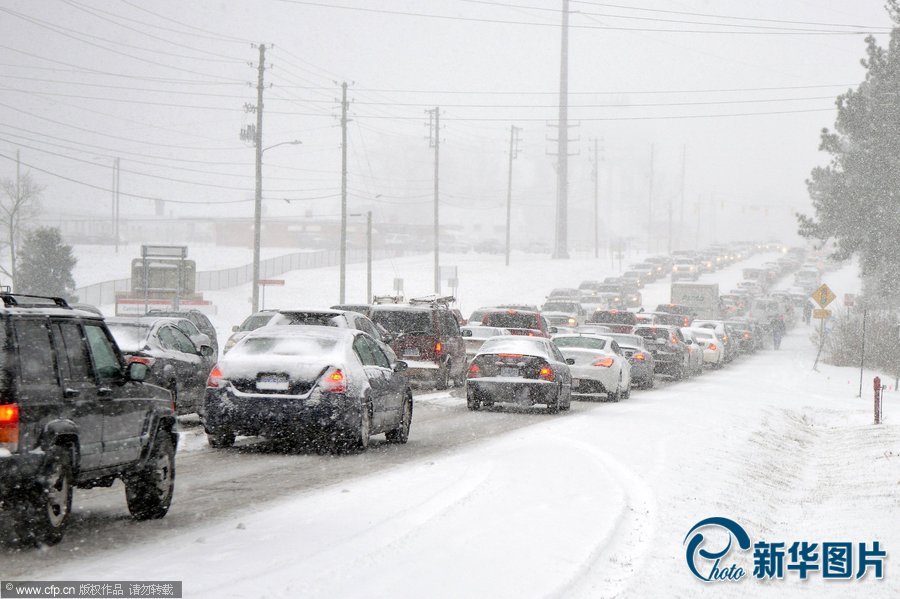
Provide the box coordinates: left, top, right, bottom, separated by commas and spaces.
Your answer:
811, 284, 836, 308
813, 308, 832, 319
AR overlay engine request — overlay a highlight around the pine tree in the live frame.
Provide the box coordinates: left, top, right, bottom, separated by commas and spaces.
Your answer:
16, 227, 76, 298
799, 2, 900, 302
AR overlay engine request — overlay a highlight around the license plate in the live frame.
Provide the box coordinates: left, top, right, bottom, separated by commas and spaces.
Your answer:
403, 348, 420, 357
500, 366, 519, 377
256, 374, 289, 391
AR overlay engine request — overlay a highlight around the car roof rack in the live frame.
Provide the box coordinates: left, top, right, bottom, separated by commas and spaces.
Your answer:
409, 295, 456, 307
372, 294, 404, 305
0, 289, 71, 309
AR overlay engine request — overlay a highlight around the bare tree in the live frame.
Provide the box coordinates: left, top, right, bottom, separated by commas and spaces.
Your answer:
0, 170, 44, 290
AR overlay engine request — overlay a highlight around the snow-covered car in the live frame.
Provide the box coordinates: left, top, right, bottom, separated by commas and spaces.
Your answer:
607, 333, 655, 389
680, 328, 705, 377
540, 299, 586, 326
223, 310, 280, 354
204, 326, 413, 451
460, 325, 510, 364
691, 319, 739, 362
466, 336, 573, 412
552, 334, 631, 402
686, 327, 725, 368
631, 325, 690, 379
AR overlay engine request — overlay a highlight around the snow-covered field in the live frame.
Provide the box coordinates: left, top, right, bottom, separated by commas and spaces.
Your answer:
13, 247, 900, 597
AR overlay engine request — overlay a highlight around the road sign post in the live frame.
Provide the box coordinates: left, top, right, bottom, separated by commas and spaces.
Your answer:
258, 278, 285, 311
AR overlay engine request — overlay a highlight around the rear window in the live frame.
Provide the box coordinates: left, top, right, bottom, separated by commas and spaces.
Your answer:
371, 310, 435, 335
482, 312, 540, 329
232, 335, 339, 357
542, 302, 579, 313
609, 334, 642, 347
591, 311, 636, 325
554, 336, 607, 350
634, 327, 671, 341
479, 337, 548, 357
106, 323, 150, 353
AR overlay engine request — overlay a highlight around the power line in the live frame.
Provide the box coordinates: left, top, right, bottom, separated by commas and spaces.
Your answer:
273, 0, 886, 35
117, 0, 254, 45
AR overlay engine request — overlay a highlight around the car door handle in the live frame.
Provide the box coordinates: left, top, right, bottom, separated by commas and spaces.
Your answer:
63, 388, 80, 398
98, 387, 113, 397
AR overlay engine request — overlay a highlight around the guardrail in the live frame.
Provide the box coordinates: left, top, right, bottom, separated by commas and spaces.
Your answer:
75, 247, 409, 306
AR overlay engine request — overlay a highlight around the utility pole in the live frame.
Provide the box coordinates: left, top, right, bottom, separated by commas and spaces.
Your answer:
591, 138, 601, 259
114, 157, 120, 254
13, 150, 19, 290
251, 43, 266, 313
647, 143, 654, 254
366, 211, 372, 303
339, 81, 349, 304
505, 124, 521, 267
678, 145, 686, 249
553, 0, 571, 260
426, 107, 441, 293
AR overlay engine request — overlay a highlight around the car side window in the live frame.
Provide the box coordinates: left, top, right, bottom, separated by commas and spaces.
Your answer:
354, 317, 380, 340
169, 326, 198, 354
352, 335, 378, 367
611, 341, 622, 355
84, 324, 122, 380
55, 321, 94, 382
15, 319, 58, 385
550, 343, 565, 363
442, 311, 460, 336
157, 326, 178, 351
362, 335, 391, 369
177, 320, 201, 338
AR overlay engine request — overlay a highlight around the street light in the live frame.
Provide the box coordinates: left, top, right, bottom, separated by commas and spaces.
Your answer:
252, 139, 302, 313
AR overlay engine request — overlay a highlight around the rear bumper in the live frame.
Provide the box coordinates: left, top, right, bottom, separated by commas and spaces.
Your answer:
204, 388, 361, 438
569, 365, 616, 393
628, 362, 654, 384
467, 378, 557, 404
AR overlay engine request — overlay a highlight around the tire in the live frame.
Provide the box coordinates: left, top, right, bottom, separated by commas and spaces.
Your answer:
207, 429, 235, 448
452, 363, 466, 388
386, 394, 413, 444
12, 446, 73, 546
125, 432, 175, 521
435, 362, 450, 391
560, 385, 572, 411
608, 385, 621, 402
547, 387, 561, 414
348, 402, 372, 451
466, 389, 482, 411
622, 382, 631, 400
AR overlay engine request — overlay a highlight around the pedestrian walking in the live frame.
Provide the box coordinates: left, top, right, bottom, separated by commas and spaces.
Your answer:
772, 317, 786, 350
802, 301, 812, 325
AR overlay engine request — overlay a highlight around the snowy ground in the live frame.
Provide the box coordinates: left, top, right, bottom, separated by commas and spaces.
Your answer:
7, 248, 899, 597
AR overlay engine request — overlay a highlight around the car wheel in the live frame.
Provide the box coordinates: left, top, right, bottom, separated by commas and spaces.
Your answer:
435, 362, 451, 391
207, 429, 236, 448
386, 394, 413, 444
467, 389, 482, 411
608, 385, 621, 402
13, 446, 73, 546
125, 432, 175, 521
547, 389, 561, 414
560, 385, 572, 411
622, 380, 631, 399
644, 375, 655, 390
452, 362, 466, 388
349, 402, 372, 451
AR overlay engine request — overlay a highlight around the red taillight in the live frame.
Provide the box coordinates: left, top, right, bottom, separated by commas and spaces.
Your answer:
592, 357, 614, 368
434, 341, 443, 354
683, 317, 690, 326
321, 368, 347, 393
671, 335, 678, 344
467, 363, 481, 378
206, 365, 224, 388
0, 403, 19, 449
633, 352, 646, 361
498, 353, 524, 359
743, 331, 751, 339
708, 343, 718, 351
538, 366, 554, 381
128, 355, 155, 367
722, 335, 729, 343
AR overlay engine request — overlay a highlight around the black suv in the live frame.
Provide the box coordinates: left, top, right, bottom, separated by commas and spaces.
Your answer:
370, 297, 466, 389
0, 293, 177, 546
631, 324, 690, 379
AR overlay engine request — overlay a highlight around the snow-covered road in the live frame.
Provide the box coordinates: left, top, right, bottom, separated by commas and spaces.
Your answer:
3, 253, 897, 598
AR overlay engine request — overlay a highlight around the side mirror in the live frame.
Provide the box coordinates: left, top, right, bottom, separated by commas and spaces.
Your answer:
231, 325, 240, 333
200, 345, 214, 358
565, 358, 575, 365
685, 339, 693, 345
393, 360, 408, 373
549, 326, 559, 334
126, 361, 148, 382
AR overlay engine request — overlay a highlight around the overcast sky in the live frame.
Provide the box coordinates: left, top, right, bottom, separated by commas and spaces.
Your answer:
0, 0, 893, 249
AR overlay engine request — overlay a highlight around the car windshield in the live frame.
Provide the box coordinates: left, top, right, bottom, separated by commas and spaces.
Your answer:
483, 312, 541, 329
461, 326, 503, 339
609, 334, 642, 348
106, 323, 150, 353
275, 312, 342, 327
240, 314, 275, 332
554, 336, 607, 350
592, 311, 635, 324
371, 310, 434, 335
231, 335, 340, 357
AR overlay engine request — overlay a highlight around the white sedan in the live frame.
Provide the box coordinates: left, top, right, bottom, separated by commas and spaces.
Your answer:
552, 334, 632, 402
686, 327, 725, 368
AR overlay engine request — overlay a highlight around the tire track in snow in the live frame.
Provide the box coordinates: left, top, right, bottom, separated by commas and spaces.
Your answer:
547, 437, 660, 599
